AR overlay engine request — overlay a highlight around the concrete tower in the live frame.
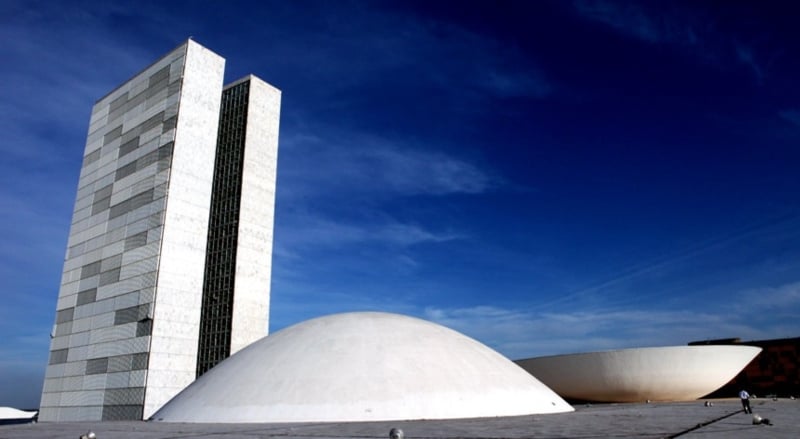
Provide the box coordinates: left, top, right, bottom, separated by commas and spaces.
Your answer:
39, 40, 280, 421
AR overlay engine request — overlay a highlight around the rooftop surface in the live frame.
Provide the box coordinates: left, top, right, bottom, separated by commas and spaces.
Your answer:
2, 399, 797, 438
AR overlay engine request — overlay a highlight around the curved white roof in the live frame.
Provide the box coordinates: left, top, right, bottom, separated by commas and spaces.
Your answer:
153, 312, 573, 422
517, 345, 761, 403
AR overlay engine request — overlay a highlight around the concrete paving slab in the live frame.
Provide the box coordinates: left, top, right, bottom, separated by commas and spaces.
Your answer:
1, 399, 797, 439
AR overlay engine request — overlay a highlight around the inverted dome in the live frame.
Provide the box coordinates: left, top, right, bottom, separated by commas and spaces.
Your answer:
516, 345, 761, 403
153, 312, 573, 422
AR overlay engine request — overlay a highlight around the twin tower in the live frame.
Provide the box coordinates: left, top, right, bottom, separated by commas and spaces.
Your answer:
39, 40, 280, 421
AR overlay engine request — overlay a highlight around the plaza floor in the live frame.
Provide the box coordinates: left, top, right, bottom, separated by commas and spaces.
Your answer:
1, 398, 797, 438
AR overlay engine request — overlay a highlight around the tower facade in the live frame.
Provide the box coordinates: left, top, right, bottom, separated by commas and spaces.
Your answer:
196, 77, 280, 376
39, 40, 280, 421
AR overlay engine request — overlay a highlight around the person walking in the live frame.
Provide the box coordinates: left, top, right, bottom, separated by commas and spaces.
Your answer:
739, 389, 752, 414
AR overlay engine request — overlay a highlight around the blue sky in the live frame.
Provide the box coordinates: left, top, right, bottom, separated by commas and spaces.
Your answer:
1, 0, 799, 408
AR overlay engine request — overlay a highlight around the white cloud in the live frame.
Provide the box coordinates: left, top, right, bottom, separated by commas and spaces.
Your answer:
0, 9, 153, 160
279, 132, 496, 200
423, 297, 790, 360
275, 211, 461, 252
732, 281, 800, 312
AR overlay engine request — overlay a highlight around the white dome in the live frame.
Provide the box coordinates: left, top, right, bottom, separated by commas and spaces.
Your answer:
517, 345, 761, 403
152, 312, 573, 422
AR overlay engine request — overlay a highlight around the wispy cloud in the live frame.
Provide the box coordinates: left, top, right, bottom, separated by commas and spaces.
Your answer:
0, 2, 180, 408
573, 0, 772, 83
483, 70, 553, 99
419, 25, 554, 100
778, 109, 800, 128
0, 7, 155, 158
278, 132, 497, 200
0, 2, 167, 275
735, 44, 765, 84
274, 213, 461, 256
423, 292, 794, 360
532, 213, 800, 311
573, 0, 665, 43
270, 127, 491, 298
253, 4, 553, 104
730, 281, 800, 315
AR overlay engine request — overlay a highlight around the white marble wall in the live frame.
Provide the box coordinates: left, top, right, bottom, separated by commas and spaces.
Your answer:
229, 76, 281, 354
40, 41, 195, 422
41, 39, 281, 421
143, 41, 225, 419
40, 40, 226, 422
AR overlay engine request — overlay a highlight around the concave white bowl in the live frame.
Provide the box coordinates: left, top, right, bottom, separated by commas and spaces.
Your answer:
516, 345, 761, 402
